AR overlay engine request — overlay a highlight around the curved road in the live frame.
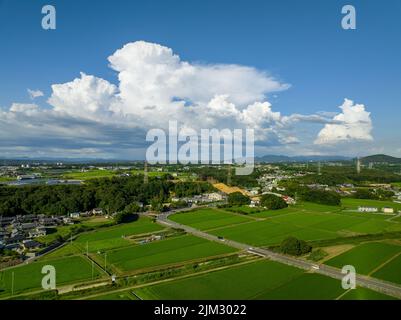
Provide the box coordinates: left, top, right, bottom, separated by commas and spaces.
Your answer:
154, 210, 401, 299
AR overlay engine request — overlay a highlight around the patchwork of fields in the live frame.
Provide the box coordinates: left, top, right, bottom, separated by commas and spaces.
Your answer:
2, 198, 401, 300
75, 216, 164, 252
169, 208, 255, 230
101, 235, 237, 274
0, 255, 103, 297
131, 260, 393, 300
171, 203, 401, 247
325, 241, 401, 285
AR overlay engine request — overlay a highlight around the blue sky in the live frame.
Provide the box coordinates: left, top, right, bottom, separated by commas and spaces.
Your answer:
0, 0, 400, 159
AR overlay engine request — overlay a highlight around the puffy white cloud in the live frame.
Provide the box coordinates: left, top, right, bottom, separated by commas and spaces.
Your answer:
48, 72, 118, 120
314, 99, 373, 145
27, 89, 44, 99
0, 41, 375, 158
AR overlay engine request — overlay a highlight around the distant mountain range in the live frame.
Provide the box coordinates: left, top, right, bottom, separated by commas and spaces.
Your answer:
360, 154, 401, 164
1, 154, 400, 165
255, 155, 352, 163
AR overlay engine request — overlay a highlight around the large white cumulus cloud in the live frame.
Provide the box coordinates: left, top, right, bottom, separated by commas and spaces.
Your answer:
48, 72, 118, 119
0, 41, 374, 157
44, 41, 293, 143
314, 99, 373, 145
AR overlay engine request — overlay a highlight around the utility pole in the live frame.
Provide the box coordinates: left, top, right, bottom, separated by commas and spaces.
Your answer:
227, 164, 232, 186
144, 160, 149, 184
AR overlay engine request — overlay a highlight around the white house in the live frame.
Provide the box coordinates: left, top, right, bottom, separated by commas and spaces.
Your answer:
358, 206, 378, 213
382, 207, 394, 214
70, 212, 81, 219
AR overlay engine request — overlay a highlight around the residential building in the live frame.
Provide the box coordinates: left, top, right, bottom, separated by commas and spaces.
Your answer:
358, 206, 378, 213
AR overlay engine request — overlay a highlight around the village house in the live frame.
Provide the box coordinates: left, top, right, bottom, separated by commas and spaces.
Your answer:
382, 207, 394, 214
28, 226, 47, 238
22, 239, 43, 251
92, 208, 103, 215
70, 212, 81, 219
358, 206, 378, 213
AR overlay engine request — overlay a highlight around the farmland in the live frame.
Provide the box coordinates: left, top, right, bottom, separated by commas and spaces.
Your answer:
325, 242, 401, 275
0, 255, 103, 296
62, 169, 117, 180
74, 216, 164, 252
174, 203, 401, 247
132, 260, 393, 300
169, 208, 255, 231
372, 254, 401, 285
3, 198, 401, 300
102, 235, 237, 274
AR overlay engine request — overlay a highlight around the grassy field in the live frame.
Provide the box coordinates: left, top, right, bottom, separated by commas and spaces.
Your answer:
75, 217, 164, 252
132, 260, 394, 300
340, 287, 397, 300
170, 208, 254, 231
196, 202, 401, 246
0, 255, 103, 297
62, 169, 116, 180
372, 254, 401, 285
325, 242, 401, 275
103, 235, 237, 274
36, 225, 76, 245
134, 260, 303, 299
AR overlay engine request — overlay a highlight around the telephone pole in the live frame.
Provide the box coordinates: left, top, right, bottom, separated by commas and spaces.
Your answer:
144, 160, 149, 184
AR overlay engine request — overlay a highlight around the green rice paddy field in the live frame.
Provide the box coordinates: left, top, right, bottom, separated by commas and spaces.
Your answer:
75, 216, 164, 252
325, 241, 401, 285
131, 260, 394, 300
169, 208, 254, 230
103, 235, 237, 274
173, 203, 401, 247
0, 255, 103, 297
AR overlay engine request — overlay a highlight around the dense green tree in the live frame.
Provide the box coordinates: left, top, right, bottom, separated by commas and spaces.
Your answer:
260, 194, 288, 210
280, 237, 312, 256
228, 192, 251, 206
0, 175, 203, 217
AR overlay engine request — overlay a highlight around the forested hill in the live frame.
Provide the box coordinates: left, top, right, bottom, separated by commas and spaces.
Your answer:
361, 154, 401, 164
0, 176, 213, 217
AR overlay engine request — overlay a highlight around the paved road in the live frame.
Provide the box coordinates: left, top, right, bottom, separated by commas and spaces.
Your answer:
154, 210, 401, 299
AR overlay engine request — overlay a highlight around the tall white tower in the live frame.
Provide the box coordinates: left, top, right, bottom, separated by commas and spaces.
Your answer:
356, 157, 361, 174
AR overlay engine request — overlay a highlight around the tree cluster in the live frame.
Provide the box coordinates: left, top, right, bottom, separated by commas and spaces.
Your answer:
279, 237, 312, 256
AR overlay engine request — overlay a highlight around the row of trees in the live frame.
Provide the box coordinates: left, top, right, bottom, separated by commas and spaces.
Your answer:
278, 181, 341, 206
353, 188, 395, 200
